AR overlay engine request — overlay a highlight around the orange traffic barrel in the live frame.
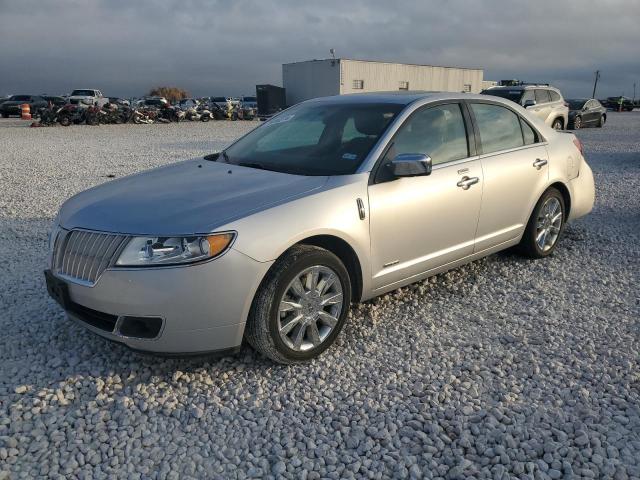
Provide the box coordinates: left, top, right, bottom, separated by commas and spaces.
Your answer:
21, 103, 31, 120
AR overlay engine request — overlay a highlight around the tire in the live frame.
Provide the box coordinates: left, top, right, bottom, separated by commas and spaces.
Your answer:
597, 115, 605, 128
573, 116, 582, 130
552, 118, 563, 130
517, 188, 566, 258
245, 245, 352, 364
201, 115, 210, 122
1, 113, 8, 118
58, 115, 71, 127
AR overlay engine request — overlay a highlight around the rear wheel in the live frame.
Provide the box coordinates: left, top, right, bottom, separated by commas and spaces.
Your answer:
552, 118, 563, 130
245, 245, 351, 363
58, 115, 71, 127
517, 188, 565, 258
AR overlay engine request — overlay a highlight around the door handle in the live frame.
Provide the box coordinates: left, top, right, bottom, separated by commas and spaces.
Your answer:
533, 158, 548, 170
456, 176, 479, 190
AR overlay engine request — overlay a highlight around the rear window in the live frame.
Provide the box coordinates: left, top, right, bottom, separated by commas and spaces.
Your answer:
71, 90, 96, 97
535, 90, 551, 104
481, 89, 523, 104
549, 91, 561, 102
471, 103, 524, 154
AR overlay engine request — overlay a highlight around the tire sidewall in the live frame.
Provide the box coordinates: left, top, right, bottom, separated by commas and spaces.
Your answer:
263, 249, 351, 362
574, 116, 581, 129
529, 189, 566, 257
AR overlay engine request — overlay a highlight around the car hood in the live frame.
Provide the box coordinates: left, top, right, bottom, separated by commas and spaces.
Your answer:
58, 159, 329, 235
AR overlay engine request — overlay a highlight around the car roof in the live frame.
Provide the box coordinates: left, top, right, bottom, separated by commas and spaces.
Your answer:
305, 91, 505, 106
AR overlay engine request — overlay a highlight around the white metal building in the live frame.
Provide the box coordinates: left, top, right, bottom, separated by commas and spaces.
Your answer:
282, 58, 484, 105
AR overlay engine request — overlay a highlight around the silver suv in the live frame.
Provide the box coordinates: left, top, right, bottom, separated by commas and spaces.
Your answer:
481, 85, 568, 130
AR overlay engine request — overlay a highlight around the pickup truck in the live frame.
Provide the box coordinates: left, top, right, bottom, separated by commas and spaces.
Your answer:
68, 89, 108, 107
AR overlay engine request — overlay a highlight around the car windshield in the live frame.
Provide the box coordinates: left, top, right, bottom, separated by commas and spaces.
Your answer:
10, 95, 31, 101
71, 90, 96, 96
481, 89, 524, 104
567, 100, 586, 109
221, 102, 403, 176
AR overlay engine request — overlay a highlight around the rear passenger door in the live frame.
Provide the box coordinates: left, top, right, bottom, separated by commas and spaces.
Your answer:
469, 102, 549, 252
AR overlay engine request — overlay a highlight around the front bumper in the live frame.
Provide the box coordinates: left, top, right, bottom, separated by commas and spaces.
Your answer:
46, 249, 272, 354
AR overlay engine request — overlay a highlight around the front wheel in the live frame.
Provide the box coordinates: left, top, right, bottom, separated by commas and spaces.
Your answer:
245, 245, 351, 363
573, 116, 582, 129
517, 188, 565, 258
58, 115, 71, 127
597, 115, 605, 128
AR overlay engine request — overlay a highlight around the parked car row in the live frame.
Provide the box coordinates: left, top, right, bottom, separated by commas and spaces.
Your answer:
481, 84, 617, 131
33, 97, 256, 127
0, 92, 258, 118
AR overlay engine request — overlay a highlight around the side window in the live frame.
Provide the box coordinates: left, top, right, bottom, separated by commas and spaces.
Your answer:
549, 91, 561, 102
521, 90, 535, 105
520, 118, 538, 145
535, 90, 551, 104
390, 104, 469, 166
471, 103, 524, 154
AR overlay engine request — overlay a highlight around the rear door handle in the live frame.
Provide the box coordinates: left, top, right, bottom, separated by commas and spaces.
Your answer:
533, 158, 548, 170
456, 176, 479, 190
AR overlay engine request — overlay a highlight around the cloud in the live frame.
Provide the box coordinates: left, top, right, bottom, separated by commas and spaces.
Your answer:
0, 0, 638, 98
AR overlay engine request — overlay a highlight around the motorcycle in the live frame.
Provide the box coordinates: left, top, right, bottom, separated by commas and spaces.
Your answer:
37, 103, 65, 126
198, 104, 218, 122
57, 104, 89, 126
231, 104, 256, 121
184, 107, 201, 121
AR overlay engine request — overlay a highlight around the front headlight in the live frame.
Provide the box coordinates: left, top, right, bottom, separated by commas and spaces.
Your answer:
116, 232, 235, 267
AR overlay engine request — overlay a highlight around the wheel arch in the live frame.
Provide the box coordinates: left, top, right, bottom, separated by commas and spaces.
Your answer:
294, 235, 363, 302
548, 181, 571, 218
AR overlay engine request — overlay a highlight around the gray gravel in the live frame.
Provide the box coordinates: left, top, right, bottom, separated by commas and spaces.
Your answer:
1, 116, 639, 479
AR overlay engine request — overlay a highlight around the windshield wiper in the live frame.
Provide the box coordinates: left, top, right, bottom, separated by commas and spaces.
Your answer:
237, 161, 268, 171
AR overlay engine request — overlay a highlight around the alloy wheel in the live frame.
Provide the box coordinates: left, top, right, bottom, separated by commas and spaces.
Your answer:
277, 265, 343, 352
574, 116, 582, 129
536, 197, 563, 252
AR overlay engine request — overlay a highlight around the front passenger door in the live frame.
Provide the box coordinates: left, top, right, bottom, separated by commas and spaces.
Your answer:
367, 103, 483, 291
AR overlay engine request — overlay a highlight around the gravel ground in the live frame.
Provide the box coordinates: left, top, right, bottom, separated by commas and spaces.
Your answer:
1, 115, 639, 480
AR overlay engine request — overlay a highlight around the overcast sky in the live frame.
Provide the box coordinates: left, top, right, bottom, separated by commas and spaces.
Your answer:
1, 0, 639, 99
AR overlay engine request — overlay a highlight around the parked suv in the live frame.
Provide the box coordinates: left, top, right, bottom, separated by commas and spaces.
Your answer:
481, 85, 568, 130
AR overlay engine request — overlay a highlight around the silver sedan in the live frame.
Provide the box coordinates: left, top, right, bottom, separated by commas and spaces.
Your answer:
45, 92, 595, 363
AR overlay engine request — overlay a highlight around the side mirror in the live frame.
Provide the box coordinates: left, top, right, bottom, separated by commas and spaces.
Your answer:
523, 99, 536, 108
388, 153, 432, 177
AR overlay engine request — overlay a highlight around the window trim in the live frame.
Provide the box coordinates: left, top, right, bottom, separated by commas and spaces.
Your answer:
464, 99, 546, 157
369, 101, 477, 184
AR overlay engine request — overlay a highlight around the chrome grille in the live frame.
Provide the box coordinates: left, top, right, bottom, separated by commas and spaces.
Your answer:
53, 230, 130, 285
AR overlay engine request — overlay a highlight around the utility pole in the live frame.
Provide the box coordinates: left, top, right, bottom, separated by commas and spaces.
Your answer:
592, 70, 600, 99
633, 82, 636, 105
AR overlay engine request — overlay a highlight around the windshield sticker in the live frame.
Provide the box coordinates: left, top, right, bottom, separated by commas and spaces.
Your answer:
342, 153, 357, 160
268, 114, 295, 125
